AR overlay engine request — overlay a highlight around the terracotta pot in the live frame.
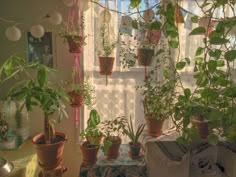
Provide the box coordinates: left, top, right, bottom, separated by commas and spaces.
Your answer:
32, 132, 67, 170
80, 141, 99, 165
68, 90, 83, 107
105, 136, 121, 160
137, 48, 154, 66
86, 136, 103, 145
129, 142, 141, 157
65, 35, 84, 54
145, 116, 164, 137
98, 57, 115, 75
192, 120, 209, 139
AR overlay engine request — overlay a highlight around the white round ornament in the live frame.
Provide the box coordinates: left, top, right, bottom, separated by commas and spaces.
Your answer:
5, 26, 22, 41
121, 16, 133, 28
99, 9, 111, 23
48, 10, 62, 25
143, 9, 155, 21
30, 25, 45, 38
63, 0, 74, 7
80, 0, 90, 11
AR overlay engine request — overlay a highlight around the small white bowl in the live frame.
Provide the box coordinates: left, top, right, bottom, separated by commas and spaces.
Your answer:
0, 158, 14, 177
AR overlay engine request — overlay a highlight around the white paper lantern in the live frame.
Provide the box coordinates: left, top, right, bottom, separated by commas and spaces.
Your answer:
80, 0, 90, 11
63, 0, 74, 7
99, 9, 111, 23
121, 16, 133, 28
143, 9, 155, 21
30, 25, 45, 38
48, 10, 62, 25
5, 26, 22, 41
198, 16, 211, 29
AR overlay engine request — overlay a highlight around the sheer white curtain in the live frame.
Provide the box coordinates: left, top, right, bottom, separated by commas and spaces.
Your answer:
82, 0, 174, 143
82, 0, 225, 142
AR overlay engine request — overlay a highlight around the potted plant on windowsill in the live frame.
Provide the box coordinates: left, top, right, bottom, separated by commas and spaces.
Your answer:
137, 45, 177, 137
101, 116, 127, 160
123, 116, 145, 159
0, 56, 68, 173
80, 109, 103, 165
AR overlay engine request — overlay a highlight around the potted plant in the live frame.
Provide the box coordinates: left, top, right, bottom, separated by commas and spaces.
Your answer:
137, 44, 177, 137
58, 10, 86, 54
97, 23, 118, 76
80, 109, 103, 165
0, 56, 68, 172
101, 116, 127, 159
123, 116, 145, 159
172, 0, 236, 144
64, 76, 95, 108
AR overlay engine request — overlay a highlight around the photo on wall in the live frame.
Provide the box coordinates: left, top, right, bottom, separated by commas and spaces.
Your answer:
26, 32, 54, 68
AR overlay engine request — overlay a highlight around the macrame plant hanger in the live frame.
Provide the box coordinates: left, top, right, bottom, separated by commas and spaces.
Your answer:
67, 0, 83, 128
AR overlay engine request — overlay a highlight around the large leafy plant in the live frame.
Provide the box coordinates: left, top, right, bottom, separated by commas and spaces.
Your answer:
0, 56, 68, 144
172, 0, 236, 143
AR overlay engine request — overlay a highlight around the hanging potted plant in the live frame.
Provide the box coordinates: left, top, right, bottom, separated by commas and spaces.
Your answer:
58, 2, 86, 54
80, 109, 103, 165
64, 76, 95, 108
97, 23, 118, 76
101, 116, 127, 159
123, 116, 145, 159
0, 56, 68, 174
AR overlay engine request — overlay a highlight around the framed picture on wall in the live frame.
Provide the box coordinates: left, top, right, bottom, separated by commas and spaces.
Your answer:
26, 32, 54, 68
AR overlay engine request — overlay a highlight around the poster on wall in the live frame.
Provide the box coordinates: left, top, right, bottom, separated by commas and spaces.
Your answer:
26, 32, 54, 68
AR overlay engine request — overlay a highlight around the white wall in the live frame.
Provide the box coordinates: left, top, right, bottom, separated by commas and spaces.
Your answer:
0, 1, 82, 177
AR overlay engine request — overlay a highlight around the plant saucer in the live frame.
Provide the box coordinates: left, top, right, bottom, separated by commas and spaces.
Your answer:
128, 151, 143, 160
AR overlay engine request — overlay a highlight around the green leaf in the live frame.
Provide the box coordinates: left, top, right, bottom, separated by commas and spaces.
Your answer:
225, 50, 236, 62
189, 27, 206, 35
195, 47, 204, 56
217, 60, 225, 67
216, 21, 225, 33
150, 21, 162, 30
168, 31, 178, 38
130, 0, 141, 8
37, 67, 47, 87
184, 57, 190, 65
184, 88, 191, 99
168, 40, 179, 48
176, 61, 186, 70
209, 37, 229, 45
132, 20, 138, 29
208, 134, 219, 145
208, 60, 217, 73
191, 16, 198, 23
209, 49, 222, 59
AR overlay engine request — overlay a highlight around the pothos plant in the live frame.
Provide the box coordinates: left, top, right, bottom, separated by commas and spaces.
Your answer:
0, 56, 68, 144
172, 0, 236, 144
